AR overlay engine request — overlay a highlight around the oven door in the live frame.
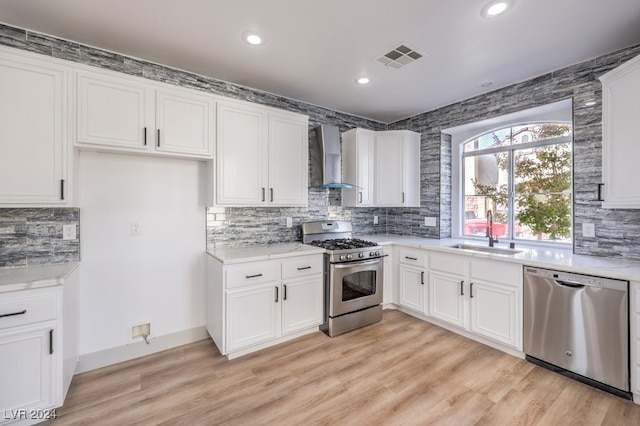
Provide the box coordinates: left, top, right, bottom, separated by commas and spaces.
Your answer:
328, 258, 383, 317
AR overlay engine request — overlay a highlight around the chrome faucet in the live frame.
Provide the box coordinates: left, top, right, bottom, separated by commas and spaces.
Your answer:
486, 209, 498, 247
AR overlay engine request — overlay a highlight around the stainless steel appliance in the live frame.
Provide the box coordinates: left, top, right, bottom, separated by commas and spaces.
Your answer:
302, 220, 383, 337
523, 266, 630, 398
309, 125, 355, 189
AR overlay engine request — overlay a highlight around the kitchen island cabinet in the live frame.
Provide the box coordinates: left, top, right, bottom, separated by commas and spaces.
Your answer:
206, 246, 323, 359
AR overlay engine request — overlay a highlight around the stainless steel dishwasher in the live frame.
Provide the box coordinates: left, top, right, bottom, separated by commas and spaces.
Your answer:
523, 266, 630, 398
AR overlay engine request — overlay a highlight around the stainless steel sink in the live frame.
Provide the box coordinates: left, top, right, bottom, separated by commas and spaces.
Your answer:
450, 243, 523, 255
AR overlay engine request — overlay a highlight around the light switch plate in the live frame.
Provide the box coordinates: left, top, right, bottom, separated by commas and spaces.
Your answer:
62, 224, 76, 240
582, 223, 595, 238
373, 216, 379, 225
286, 217, 293, 228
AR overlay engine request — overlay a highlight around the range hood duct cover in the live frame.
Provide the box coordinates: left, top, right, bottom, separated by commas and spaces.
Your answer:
309, 125, 354, 189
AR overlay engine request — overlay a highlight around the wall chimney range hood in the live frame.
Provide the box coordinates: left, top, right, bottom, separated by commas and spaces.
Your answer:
309, 125, 355, 189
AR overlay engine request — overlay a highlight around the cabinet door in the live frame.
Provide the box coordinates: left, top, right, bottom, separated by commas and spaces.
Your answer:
342, 128, 375, 207
429, 271, 466, 328
226, 283, 279, 352
155, 87, 213, 157
375, 132, 405, 206
76, 70, 153, 150
268, 113, 308, 206
216, 101, 267, 205
0, 52, 68, 204
281, 277, 322, 335
402, 131, 421, 207
600, 54, 640, 208
398, 264, 425, 313
469, 280, 520, 349
0, 325, 55, 414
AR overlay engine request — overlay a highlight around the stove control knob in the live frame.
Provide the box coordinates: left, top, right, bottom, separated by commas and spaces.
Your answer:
359, 253, 365, 258
375, 251, 381, 256
340, 255, 346, 261
346, 254, 353, 260
370, 252, 375, 257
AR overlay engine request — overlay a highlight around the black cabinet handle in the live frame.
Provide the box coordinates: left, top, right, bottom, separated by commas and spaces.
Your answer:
0, 309, 26, 318
60, 179, 65, 200
143, 127, 147, 146
283, 284, 287, 301
262, 188, 266, 202
421, 271, 424, 285
402, 192, 405, 203
405, 256, 418, 261
157, 129, 160, 147
597, 183, 604, 201
245, 273, 263, 279
49, 329, 54, 355
460, 280, 464, 296
470, 283, 474, 298
359, 192, 363, 203
297, 266, 311, 270
270, 188, 274, 202
275, 286, 279, 303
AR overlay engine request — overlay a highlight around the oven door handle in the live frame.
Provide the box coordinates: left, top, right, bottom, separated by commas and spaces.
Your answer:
331, 258, 382, 268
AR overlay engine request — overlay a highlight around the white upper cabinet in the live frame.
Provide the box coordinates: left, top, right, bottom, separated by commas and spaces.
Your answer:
342, 128, 420, 207
0, 47, 72, 206
599, 53, 640, 208
342, 128, 375, 207
213, 98, 309, 207
75, 68, 213, 159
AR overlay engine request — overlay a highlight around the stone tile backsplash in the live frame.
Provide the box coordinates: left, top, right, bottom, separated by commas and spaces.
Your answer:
1, 23, 640, 260
0, 208, 80, 268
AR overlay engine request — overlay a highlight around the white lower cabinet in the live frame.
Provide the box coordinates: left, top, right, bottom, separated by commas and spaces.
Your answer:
397, 248, 427, 313
631, 282, 640, 402
0, 265, 79, 425
382, 249, 395, 305
427, 251, 522, 351
207, 253, 323, 359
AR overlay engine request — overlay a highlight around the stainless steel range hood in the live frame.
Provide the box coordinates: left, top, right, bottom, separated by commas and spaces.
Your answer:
309, 125, 355, 189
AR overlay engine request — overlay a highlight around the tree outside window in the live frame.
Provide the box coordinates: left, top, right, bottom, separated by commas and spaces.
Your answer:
463, 123, 572, 243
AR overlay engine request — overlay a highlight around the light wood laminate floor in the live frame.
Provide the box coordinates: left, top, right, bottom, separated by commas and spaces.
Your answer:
48, 310, 640, 425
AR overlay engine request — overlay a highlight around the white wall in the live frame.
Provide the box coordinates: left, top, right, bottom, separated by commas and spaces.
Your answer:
77, 150, 207, 356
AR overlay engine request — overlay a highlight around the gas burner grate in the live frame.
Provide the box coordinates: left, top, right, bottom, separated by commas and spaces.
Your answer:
309, 238, 378, 250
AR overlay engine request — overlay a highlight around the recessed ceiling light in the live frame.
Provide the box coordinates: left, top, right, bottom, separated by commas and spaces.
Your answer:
481, 0, 514, 18
242, 32, 263, 45
356, 77, 370, 85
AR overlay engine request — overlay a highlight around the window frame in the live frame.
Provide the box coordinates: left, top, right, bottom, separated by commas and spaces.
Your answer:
446, 99, 574, 248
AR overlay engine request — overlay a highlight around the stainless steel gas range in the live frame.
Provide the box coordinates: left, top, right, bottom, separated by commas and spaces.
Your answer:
302, 221, 383, 337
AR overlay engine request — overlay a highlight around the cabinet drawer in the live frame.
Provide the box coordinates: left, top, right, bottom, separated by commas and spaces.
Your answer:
470, 259, 521, 286
430, 252, 467, 275
225, 261, 279, 289
282, 255, 323, 280
0, 292, 57, 329
398, 247, 427, 267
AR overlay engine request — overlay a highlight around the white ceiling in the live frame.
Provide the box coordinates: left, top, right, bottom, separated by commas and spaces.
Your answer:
1, 0, 639, 123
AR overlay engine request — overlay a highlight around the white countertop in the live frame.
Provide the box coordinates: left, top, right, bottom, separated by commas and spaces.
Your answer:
359, 234, 640, 282
207, 243, 325, 264
0, 262, 80, 294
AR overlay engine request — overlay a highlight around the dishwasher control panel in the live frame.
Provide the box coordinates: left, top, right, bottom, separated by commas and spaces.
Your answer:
524, 266, 628, 291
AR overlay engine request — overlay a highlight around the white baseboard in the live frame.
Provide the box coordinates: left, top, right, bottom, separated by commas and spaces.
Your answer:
76, 326, 210, 374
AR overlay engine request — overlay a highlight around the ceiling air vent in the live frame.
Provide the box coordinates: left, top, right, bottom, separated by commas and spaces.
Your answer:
377, 44, 424, 69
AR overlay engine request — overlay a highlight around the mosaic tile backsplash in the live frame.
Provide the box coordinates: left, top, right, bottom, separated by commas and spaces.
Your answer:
0, 208, 80, 268
1, 23, 640, 260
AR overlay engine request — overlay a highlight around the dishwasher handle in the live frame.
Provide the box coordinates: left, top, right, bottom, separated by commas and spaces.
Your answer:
555, 280, 586, 289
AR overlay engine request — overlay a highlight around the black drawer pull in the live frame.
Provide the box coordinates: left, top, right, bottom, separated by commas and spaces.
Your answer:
405, 256, 418, 261
245, 273, 263, 279
421, 271, 425, 285
460, 280, 464, 296
297, 266, 312, 270
0, 309, 27, 318
49, 329, 54, 355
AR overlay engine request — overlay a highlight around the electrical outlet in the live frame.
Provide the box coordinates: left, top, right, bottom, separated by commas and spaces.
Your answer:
373, 216, 379, 225
286, 217, 293, 228
582, 223, 595, 238
424, 217, 437, 227
131, 322, 151, 340
130, 221, 141, 236
62, 224, 76, 240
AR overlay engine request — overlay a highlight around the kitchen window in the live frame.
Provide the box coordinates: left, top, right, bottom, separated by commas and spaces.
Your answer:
461, 122, 573, 244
